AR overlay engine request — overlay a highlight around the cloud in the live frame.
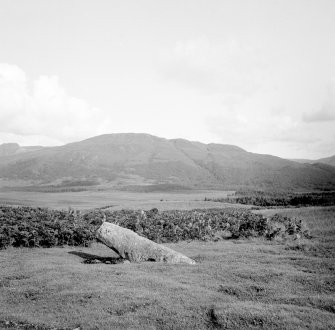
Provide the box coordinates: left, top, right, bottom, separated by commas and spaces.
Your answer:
303, 79, 335, 122
302, 106, 335, 123
158, 36, 267, 100
0, 63, 111, 145
0, 63, 26, 83
205, 103, 335, 159
206, 111, 304, 148
201, 74, 335, 158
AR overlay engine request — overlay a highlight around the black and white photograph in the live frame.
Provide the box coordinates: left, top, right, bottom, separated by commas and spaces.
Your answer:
0, 1, 335, 329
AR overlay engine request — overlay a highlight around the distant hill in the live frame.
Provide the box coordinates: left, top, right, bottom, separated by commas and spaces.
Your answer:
314, 155, 335, 167
1, 133, 335, 190
0, 143, 44, 157
291, 155, 335, 167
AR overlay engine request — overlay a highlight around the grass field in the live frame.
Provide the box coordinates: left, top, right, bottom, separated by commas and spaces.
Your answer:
0, 189, 235, 210
0, 206, 334, 329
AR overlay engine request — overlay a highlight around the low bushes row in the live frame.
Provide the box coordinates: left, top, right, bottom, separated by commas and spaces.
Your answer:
0, 206, 308, 249
205, 190, 335, 207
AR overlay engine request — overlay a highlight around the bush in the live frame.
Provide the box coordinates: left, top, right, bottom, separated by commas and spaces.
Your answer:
0, 206, 309, 250
205, 190, 335, 207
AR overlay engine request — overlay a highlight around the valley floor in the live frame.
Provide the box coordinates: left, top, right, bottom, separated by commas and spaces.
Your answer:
0, 189, 235, 210
1, 206, 334, 330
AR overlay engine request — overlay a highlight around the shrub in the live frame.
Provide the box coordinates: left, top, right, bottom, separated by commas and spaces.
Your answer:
0, 205, 309, 250
204, 190, 335, 207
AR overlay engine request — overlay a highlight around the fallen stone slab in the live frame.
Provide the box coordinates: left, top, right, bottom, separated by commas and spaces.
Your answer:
96, 222, 196, 264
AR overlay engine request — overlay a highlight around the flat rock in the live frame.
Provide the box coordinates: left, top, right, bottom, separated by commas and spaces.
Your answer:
96, 222, 196, 264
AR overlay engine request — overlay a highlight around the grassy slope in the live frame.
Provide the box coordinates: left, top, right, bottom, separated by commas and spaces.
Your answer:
0, 207, 335, 330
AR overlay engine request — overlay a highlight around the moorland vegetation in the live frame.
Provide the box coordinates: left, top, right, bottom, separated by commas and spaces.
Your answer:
0, 206, 308, 250
205, 190, 335, 207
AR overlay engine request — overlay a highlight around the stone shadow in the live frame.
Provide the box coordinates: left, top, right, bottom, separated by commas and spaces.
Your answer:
68, 251, 123, 264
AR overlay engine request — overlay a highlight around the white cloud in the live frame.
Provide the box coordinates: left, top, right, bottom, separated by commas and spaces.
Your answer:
206, 110, 299, 148
0, 63, 26, 84
159, 36, 267, 100
205, 99, 335, 159
0, 64, 27, 111
0, 63, 111, 145
303, 78, 335, 122
303, 107, 335, 123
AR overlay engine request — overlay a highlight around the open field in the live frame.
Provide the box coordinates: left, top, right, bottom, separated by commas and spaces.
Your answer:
0, 189, 235, 210
1, 206, 334, 329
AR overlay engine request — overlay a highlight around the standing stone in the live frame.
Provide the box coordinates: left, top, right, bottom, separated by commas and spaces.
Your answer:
96, 222, 196, 264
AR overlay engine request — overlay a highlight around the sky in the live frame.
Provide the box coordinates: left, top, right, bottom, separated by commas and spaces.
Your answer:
0, 0, 335, 159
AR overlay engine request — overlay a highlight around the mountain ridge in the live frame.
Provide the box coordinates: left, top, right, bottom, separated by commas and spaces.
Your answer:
1, 133, 335, 190
292, 155, 335, 167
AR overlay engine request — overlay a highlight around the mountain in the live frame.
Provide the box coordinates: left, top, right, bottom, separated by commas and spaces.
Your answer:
314, 155, 335, 167
0, 143, 44, 157
291, 155, 335, 167
290, 158, 314, 164
1, 133, 335, 190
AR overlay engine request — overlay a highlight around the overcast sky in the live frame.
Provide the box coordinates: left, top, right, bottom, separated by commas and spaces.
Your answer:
0, 0, 335, 159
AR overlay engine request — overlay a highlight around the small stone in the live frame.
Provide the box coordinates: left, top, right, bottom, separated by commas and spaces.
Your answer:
122, 260, 131, 264
294, 233, 301, 240
105, 260, 112, 264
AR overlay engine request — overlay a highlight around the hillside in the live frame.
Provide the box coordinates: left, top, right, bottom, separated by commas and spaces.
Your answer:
0, 133, 335, 190
315, 155, 335, 167
291, 155, 335, 167
0, 143, 43, 157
